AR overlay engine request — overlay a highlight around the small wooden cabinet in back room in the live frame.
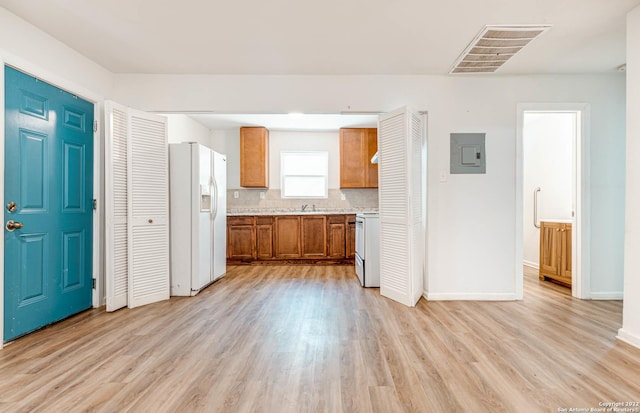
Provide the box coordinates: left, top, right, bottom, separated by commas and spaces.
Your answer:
539, 221, 572, 287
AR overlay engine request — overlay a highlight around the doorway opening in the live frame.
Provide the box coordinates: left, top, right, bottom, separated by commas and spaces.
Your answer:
516, 104, 589, 299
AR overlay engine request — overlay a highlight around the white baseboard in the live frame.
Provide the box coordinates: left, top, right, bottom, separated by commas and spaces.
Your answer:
589, 292, 624, 300
523, 260, 539, 269
424, 292, 518, 301
617, 328, 640, 350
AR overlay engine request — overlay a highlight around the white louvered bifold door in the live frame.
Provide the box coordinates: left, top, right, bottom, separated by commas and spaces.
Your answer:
378, 107, 425, 307
127, 109, 170, 308
409, 111, 425, 304
105, 101, 130, 312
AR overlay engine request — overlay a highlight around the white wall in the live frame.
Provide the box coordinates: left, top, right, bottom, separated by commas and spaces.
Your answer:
523, 113, 574, 267
620, 5, 640, 349
113, 73, 626, 300
211, 129, 240, 188
0, 8, 113, 100
164, 114, 213, 147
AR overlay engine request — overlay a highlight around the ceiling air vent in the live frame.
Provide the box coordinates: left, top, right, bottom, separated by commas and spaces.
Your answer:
450, 25, 551, 74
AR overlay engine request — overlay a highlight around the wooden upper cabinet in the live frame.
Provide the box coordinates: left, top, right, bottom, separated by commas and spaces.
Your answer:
365, 128, 378, 187
240, 127, 269, 188
339, 128, 378, 188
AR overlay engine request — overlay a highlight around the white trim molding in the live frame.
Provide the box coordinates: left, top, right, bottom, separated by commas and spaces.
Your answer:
617, 328, 640, 350
424, 292, 519, 301
523, 260, 539, 270
590, 292, 624, 300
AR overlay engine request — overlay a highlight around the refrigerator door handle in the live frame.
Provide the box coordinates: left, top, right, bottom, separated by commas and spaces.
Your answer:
211, 177, 218, 220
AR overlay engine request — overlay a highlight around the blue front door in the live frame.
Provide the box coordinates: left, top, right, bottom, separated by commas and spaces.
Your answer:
4, 66, 94, 341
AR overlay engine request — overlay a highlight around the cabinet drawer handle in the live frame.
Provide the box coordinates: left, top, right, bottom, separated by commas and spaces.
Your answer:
148, 219, 153, 224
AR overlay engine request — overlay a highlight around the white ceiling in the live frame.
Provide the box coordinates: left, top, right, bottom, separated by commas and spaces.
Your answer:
1, 0, 638, 75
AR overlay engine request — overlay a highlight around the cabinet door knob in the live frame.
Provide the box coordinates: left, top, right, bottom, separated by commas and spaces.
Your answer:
148, 219, 153, 224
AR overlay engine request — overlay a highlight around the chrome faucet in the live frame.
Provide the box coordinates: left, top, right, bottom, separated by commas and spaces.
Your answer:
312, 204, 316, 212
301, 204, 308, 212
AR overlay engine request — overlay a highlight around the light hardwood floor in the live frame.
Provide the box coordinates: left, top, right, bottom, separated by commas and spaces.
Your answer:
0, 265, 638, 412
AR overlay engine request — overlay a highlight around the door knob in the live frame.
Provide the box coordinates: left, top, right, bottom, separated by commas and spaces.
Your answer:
6, 220, 24, 231
6, 202, 17, 213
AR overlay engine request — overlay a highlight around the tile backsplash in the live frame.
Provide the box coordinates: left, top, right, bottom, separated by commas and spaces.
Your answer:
227, 188, 378, 214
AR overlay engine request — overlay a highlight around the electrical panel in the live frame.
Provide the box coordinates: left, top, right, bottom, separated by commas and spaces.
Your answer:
450, 133, 486, 174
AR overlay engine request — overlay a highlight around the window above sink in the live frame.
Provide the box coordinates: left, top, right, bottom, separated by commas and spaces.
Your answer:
281, 151, 328, 199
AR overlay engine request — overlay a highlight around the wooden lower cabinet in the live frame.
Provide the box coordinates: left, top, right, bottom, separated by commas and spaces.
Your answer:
256, 216, 274, 259
227, 214, 357, 263
346, 214, 356, 259
227, 217, 256, 260
301, 216, 327, 257
327, 215, 346, 258
539, 221, 572, 286
275, 216, 301, 258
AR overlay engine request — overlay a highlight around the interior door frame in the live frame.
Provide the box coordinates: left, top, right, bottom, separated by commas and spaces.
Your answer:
0, 55, 104, 349
515, 103, 591, 299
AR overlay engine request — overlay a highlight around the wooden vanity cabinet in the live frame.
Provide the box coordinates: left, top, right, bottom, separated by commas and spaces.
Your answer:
240, 126, 269, 188
539, 221, 572, 287
340, 128, 378, 188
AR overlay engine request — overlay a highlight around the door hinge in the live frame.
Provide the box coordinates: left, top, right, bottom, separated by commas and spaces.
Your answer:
93, 120, 98, 133
92, 278, 96, 290
93, 199, 97, 211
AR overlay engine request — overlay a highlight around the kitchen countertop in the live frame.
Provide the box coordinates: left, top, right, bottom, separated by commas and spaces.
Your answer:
228, 209, 378, 216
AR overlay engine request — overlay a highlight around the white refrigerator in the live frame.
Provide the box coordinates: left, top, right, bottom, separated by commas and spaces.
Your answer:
169, 142, 227, 296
